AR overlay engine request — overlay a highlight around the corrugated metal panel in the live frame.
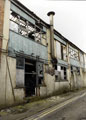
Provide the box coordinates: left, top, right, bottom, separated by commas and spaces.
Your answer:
10, 3, 35, 25
70, 58, 84, 68
58, 59, 68, 68
70, 58, 80, 67
8, 30, 48, 61
54, 34, 66, 45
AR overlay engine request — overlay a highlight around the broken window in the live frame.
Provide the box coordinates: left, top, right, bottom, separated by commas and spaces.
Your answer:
16, 57, 24, 69
61, 45, 64, 60
64, 67, 67, 80
76, 67, 80, 75
71, 66, 73, 75
71, 66, 80, 75
10, 11, 18, 22
56, 66, 61, 81
55, 65, 67, 81
41, 33, 47, 45
10, 20, 18, 33
19, 18, 28, 37
55, 65, 58, 81
69, 46, 79, 60
10, 10, 46, 44
55, 75, 58, 81
37, 62, 44, 85
61, 66, 67, 80
10, 11, 19, 32
63, 45, 67, 61
61, 44, 67, 61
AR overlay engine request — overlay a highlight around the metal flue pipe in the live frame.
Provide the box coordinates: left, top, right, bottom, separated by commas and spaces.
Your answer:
47, 11, 55, 60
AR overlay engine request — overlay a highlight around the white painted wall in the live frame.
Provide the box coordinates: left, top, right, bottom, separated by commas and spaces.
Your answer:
40, 86, 47, 96
55, 81, 69, 91
45, 73, 55, 95
16, 69, 24, 87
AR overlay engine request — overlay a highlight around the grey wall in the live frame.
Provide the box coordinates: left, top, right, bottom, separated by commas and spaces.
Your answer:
8, 30, 48, 61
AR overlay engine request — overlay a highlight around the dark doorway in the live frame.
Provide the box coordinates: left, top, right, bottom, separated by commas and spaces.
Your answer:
25, 59, 36, 97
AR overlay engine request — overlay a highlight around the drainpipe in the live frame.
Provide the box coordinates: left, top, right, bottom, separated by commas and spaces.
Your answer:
47, 11, 55, 60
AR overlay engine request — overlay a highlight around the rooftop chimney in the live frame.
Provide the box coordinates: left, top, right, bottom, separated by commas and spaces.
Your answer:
47, 11, 55, 60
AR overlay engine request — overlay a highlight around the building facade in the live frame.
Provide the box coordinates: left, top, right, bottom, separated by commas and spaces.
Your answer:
0, 0, 86, 108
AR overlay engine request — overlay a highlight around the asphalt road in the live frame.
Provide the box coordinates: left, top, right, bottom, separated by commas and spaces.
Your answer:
40, 93, 86, 120
26, 92, 86, 120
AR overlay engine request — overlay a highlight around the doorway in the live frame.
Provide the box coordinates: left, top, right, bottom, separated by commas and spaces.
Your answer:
25, 59, 36, 97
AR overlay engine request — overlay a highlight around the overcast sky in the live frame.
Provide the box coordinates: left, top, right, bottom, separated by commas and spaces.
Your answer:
18, 0, 86, 52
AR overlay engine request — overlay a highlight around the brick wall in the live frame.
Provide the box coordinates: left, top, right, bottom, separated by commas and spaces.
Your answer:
0, 0, 5, 62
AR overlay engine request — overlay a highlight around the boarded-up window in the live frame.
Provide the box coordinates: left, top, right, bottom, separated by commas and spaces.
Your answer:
56, 41, 61, 59
10, 21, 18, 33
16, 57, 24, 87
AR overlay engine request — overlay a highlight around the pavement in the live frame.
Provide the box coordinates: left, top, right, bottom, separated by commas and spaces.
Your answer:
0, 88, 86, 120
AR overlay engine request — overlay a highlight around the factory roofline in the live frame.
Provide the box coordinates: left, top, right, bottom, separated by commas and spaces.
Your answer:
11, 0, 85, 54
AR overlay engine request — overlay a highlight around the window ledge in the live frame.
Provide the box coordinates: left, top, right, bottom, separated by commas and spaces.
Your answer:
14, 86, 25, 89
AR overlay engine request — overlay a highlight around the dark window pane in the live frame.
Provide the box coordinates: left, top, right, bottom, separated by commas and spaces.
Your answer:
16, 57, 24, 69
